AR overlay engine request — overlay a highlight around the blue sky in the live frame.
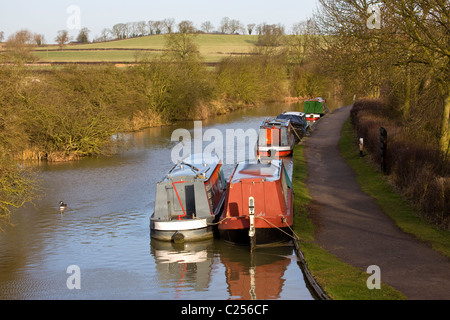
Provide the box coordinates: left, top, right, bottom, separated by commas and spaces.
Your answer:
0, 0, 319, 43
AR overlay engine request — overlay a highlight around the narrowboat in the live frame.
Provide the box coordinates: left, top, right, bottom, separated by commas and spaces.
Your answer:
150, 154, 227, 243
256, 118, 296, 158
303, 97, 329, 125
276, 111, 310, 142
218, 159, 294, 248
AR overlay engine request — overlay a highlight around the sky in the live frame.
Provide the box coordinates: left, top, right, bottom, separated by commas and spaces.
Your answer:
0, 0, 320, 43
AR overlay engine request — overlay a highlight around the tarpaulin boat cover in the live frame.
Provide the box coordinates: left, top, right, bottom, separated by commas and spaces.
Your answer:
276, 114, 307, 128
304, 99, 327, 114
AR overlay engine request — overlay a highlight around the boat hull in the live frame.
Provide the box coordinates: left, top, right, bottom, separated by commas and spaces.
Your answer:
218, 210, 294, 246
257, 149, 292, 158
151, 217, 217, 242
219, 226, 293, 246
257, 144, 295, 158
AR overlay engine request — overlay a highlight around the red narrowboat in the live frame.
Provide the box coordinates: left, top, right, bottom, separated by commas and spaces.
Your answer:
256, 119, 296, 158
218, 160, 294, 247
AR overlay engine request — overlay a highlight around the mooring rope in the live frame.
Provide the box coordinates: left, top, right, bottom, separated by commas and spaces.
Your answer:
205, 216, 231, 226
206, 215, 301, 243
255, 216, 300, 241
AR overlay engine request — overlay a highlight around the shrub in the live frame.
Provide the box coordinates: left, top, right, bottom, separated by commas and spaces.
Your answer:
216, 55, 288, 105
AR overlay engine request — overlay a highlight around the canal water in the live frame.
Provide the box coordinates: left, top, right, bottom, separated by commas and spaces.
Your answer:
0, 102, 317, 300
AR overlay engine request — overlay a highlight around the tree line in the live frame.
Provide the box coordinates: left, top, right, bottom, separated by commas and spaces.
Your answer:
93, 17, 294, 42
0, 17, 306, 47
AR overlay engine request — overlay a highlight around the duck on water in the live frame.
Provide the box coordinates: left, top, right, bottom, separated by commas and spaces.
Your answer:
59, 201, 67, 212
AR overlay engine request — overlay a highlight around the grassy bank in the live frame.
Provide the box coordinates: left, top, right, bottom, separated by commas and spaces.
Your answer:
340, 118, 450, 259
292, 144, 406, 300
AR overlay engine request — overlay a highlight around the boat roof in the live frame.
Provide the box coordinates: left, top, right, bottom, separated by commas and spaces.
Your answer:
260, 118, 290, 129
164, 153, 221, 181
280, 111, 306, 116
305, 97, 326, 103
276, 112, 307, 126
229, 160, 282, 183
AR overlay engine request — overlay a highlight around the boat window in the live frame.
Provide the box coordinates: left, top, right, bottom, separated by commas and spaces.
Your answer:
281, 127, 288, 146
259, 128, 267, 146
218, 168, 226, 190
271, 128, 280, 146
280, 166, 291, 207
185, 184, 196, 216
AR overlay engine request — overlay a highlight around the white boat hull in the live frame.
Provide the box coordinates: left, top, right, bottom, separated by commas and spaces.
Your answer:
150, 216, 216, 242
153, 218, 208, 231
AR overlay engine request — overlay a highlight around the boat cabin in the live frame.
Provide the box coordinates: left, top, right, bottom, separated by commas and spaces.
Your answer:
257, 118, 296, 158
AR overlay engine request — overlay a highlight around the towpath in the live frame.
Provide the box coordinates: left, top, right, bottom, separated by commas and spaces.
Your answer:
303, 105, 450, 300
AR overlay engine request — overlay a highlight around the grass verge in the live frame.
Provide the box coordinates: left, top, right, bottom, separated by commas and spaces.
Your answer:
292, 144, 406, 300
339, 118, 450, 259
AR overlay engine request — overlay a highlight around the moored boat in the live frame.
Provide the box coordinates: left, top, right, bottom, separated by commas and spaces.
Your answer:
276, 111, 310, 142
256, 118, 296, 158
150, 154, 226, 243
303, 97, 329, 125
218, 160, 294, 247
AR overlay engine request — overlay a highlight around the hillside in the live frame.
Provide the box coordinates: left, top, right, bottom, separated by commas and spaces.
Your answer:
33, 34, 258, 63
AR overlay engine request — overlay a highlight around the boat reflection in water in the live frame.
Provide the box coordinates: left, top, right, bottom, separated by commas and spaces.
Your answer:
219, 243, 294, 300
150, 239, 306, 300
150, 239, 218, 295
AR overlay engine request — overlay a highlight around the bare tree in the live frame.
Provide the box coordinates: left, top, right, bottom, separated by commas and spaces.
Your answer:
256, 23, 286, 54
148, 21, 155, 35
6, 29, 36, 63
314, 0, 449, 156
201, 21, 214, 33
229, 19, 243, 34
136, 21, 147, 36
384, 0, 450, 156
112, 23, 125, 39
76, 27, 90, 43
163, 18, 175, 34
33, 33, 45, 46
123, 23, 131, 38
220, 17, 230, 33
247, 24, 256, 35
99, 28, 111, 42
0, 31, 4, 42
154, 21, 163, 35
288, 20, 316, 65
55, 30, 71, 49
165, 32, 199, 61
178, 20, 196, 34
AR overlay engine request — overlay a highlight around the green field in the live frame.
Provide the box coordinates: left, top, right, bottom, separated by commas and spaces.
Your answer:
33, 34, 258, 63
